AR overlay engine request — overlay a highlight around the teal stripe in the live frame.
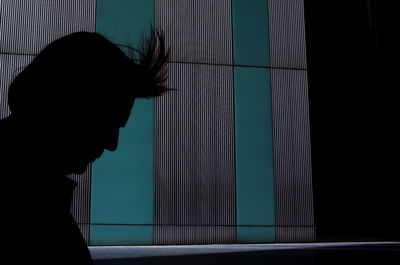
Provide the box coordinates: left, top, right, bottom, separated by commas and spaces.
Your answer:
91, 0, 154, 245
234, 67, 275, 243
237, 227, 275, 243
90, 225, 153, 246
95, 0, 154, 45
232, 0, 270, 66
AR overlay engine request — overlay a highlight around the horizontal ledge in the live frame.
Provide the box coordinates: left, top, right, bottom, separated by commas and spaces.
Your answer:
0, 52, 308, 71
168, 60, 308, 71
89, 242, 400, 259
87, 223, 314, 228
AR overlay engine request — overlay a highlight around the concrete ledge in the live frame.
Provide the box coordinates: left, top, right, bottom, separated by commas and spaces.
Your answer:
90, 242, 399, 260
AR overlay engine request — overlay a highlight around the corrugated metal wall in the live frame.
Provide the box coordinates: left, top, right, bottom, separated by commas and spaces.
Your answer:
0, 55, 33, 119
0, 0, 95, 55
268, 0, 308, 69
270, 69, 315, 241
155, 0, 233, 65
154, 0, 236, 244
268, 0, 315, 241
0, 0, 315, 244
154, 0, 315, 243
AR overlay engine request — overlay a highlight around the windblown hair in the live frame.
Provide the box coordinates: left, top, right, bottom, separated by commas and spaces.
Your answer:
8, 26, 170, 118
123, 27, 170, 98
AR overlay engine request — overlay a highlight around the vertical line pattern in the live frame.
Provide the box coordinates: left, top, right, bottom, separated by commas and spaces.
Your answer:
154, 0, 236, 244
268, 0, 308, 69
270, 69, 315, 242
268, 0, 316, 242
0, 54, 34, 119
153, 64, 236, 243
0, 0, 96, 244
154, 61, 236, 244
230, 0, 238, 243
0, 0, 3, 40
0, 0, 96, 54
1, 0, 317, 245
155, 0, 233, 65
68, 165, 92, 243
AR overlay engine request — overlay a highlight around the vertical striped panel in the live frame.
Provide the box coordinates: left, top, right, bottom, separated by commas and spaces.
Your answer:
232, 0, 270, 66
155, 0, 233, 65
154, 225, 236, 245
90, 0, 155, 245
90, 100, 154, 227
268, 0, 307, 69
270, 69, 315, 242
234, 67, 275, 243
154, 63, 236, 244
90, 225, 153, 246
68, 165, 92, 244
0, 0, 2, 36
0, 0, 96, 54
154, 0, 236, 244
268, 0, 315, 242
0, 54, 33, 119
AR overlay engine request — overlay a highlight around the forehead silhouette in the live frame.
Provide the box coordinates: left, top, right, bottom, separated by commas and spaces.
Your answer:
7, 28, 170, 130
8, 32, 135, 119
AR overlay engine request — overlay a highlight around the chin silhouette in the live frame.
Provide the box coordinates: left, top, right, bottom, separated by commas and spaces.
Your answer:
0, 27, 170, 264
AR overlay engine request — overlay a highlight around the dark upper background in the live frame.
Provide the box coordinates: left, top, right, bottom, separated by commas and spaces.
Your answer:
304, 0, 399, 241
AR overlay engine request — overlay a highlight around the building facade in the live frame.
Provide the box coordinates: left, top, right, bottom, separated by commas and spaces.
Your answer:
0, 0, 315, 245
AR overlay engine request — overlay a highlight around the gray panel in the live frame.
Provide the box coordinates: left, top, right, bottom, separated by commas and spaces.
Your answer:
270, 69, 315, 242
268, 0, 307, 69
0, 0, 96, 54
0, 54, 33, 119
155, 0, 233, 65
68, 165, 92, 244
154, 63, 236, 244
154, 225, 235, 245
276, 227, 316, 243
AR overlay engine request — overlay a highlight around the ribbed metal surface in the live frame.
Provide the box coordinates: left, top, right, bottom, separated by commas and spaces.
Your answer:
267, 0, 308, 69
0, 54, 33, 119
68, 165, 92, 244
270, 69, 315, 242
155, 0, 233, 65
154, 225, 236, 245
154, 62, 236, 244
276, 227, 316, 243
268, 0, 315, 242
0, 0, 96, 54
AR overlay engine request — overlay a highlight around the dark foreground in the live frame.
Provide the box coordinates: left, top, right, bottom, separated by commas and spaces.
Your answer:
90, 242, 399, 265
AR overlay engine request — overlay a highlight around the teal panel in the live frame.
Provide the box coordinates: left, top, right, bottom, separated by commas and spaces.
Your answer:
91, 100, 154, 224
96, 0, 154, 45
237, 227, 275, 243
90, 225, 153, 246
91, 0, 154, 244
232, 0, 270, 66
235, 67, 275, 235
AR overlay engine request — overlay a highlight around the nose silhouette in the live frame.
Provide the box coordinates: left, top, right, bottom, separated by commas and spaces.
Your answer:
104, 128, 119, 152
0, 29, 170, 265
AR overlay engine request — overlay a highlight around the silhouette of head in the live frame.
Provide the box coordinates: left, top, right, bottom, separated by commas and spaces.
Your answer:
7, 29, 169, 175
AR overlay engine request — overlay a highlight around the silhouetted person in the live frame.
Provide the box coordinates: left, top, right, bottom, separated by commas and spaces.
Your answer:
0, 28, 169, 264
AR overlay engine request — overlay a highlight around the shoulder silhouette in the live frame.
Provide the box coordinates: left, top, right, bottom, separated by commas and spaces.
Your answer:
0, 28, 169, 264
